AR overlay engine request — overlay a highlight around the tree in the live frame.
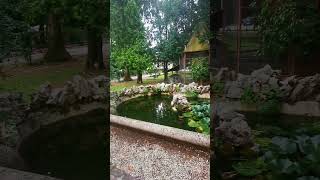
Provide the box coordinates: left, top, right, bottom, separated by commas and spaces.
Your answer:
112, 39, 152, 83
70, 0, 109, 70
23, 0, 72, 62
111, 0, 146, 81
142, 0, 200, 82
0, 0, 29, 62
258, 0, 320, 59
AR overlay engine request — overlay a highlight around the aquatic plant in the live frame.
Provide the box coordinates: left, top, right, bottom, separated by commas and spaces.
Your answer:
183, 103, 210, 135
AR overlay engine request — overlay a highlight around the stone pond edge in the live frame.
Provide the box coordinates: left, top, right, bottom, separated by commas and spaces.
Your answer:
110, 114, 210, 148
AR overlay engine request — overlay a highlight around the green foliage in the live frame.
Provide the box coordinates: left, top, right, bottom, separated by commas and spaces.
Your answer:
261, 135, 320, 178
0, 112, 9, 122
240, 87, 259, 105
0, 0, 30, 61
258, 0, 320, 58
144, 0, 202, 75
185, 90, 199, 99
233, 158, 267, 177
190, 57, 209, 83
183, 103, 210, 135
111, 0, 152, 79
212, 81, 224, 96
258, 89, 282, 115
240, 87, 281, 115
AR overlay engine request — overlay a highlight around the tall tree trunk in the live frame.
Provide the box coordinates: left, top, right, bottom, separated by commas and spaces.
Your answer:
87, 28, 97, 70
163, 61, 168, 83
87, 28, 105, 70
45, 12, 71, 62
137, 71, 143, 84
97, 34, 105, 70
124, 67, 132, 81
39, 23, 46, 47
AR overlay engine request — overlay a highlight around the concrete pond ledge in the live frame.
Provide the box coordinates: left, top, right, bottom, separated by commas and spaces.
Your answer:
0, 166, 61, 180
110, 114, 210, 148
215, 100, 320, 117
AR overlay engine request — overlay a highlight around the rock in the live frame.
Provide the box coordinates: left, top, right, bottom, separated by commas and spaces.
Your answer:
0, 145, 26, 170
214, 67, 237, 82
226, 82, 243, 99
168, 74, 183, 84
251, 64, 273, 77
215, 111, 252, 147
268, 77, 280, 89
171, 94, 190, 112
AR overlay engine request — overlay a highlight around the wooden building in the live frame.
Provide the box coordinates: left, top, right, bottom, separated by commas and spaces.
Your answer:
179, 28, 209, 70
213, 0, 320, 76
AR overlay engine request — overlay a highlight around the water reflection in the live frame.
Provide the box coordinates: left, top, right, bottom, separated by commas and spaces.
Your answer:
155, 102, 164, 120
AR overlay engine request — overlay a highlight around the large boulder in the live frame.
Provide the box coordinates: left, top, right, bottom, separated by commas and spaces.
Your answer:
171, 94, 190, 112
215, 110, 252, 147
287, 74, 320, 103
214, 67, 237, 82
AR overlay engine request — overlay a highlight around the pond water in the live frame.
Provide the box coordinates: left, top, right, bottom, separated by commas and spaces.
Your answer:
242, 112, 320, 137
19, 109, 107, 180
117, 95, 208, 131
213, 112, 320, 180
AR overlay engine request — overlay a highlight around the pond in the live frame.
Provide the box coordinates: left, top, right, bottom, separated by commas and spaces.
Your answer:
116, 95, 208, 131
213, 112, 320, 179
19, 109, 107, 180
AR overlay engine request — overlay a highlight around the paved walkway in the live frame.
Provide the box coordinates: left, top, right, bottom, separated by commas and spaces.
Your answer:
110, 125, 210, 180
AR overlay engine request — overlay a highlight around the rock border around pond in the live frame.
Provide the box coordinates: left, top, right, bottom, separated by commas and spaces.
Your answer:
213, 65, 320, 117
110, 82, 210, 115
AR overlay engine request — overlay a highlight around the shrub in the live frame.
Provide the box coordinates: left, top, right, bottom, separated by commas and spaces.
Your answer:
185, 90, 199, 99
190, 57, 209, 84
240, 87, 259, 105
212, 81, 224, 96
258, 89, 281, 115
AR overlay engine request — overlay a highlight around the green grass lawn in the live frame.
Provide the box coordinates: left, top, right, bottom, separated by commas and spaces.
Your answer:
111, 75, 164, 92
0, 60, 104, 101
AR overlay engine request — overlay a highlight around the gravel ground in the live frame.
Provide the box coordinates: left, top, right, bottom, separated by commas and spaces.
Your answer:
110, 125, 210, 180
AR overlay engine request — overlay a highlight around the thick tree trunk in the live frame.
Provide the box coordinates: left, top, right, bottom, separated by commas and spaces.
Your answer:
137, 71, 143, 84
123, 68, 132, 81
97, 34, 105, 70
39, 23, 46, 47
86, 28, 97, 70
86, 28, 105, 70
45, 13, 71, 62
163, 61, 168, 83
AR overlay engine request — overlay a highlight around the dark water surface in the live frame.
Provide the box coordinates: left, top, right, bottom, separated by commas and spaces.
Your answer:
19, 109, 107, 180
117, 95, 205, 131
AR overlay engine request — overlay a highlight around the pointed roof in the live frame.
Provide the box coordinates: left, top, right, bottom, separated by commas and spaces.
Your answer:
184, 23, 209, 53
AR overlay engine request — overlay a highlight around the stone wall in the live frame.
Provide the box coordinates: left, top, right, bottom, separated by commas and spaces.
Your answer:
110, 82, 210, 115
213, 65, 320, 116
18, 75, 109, 141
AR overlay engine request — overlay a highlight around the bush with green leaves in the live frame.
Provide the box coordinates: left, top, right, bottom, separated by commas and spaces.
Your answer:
185, 90, 199, 99
212, 81, 224, 96
190, 57, 209, 84
258, 88, 282, 115
240, 87, 281, 115
182, 103, 210, 135
240, 87, 259, 105
258, 0, 320, 58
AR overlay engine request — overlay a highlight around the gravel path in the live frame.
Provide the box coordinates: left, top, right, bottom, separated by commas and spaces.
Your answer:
110, 125, 210, 180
